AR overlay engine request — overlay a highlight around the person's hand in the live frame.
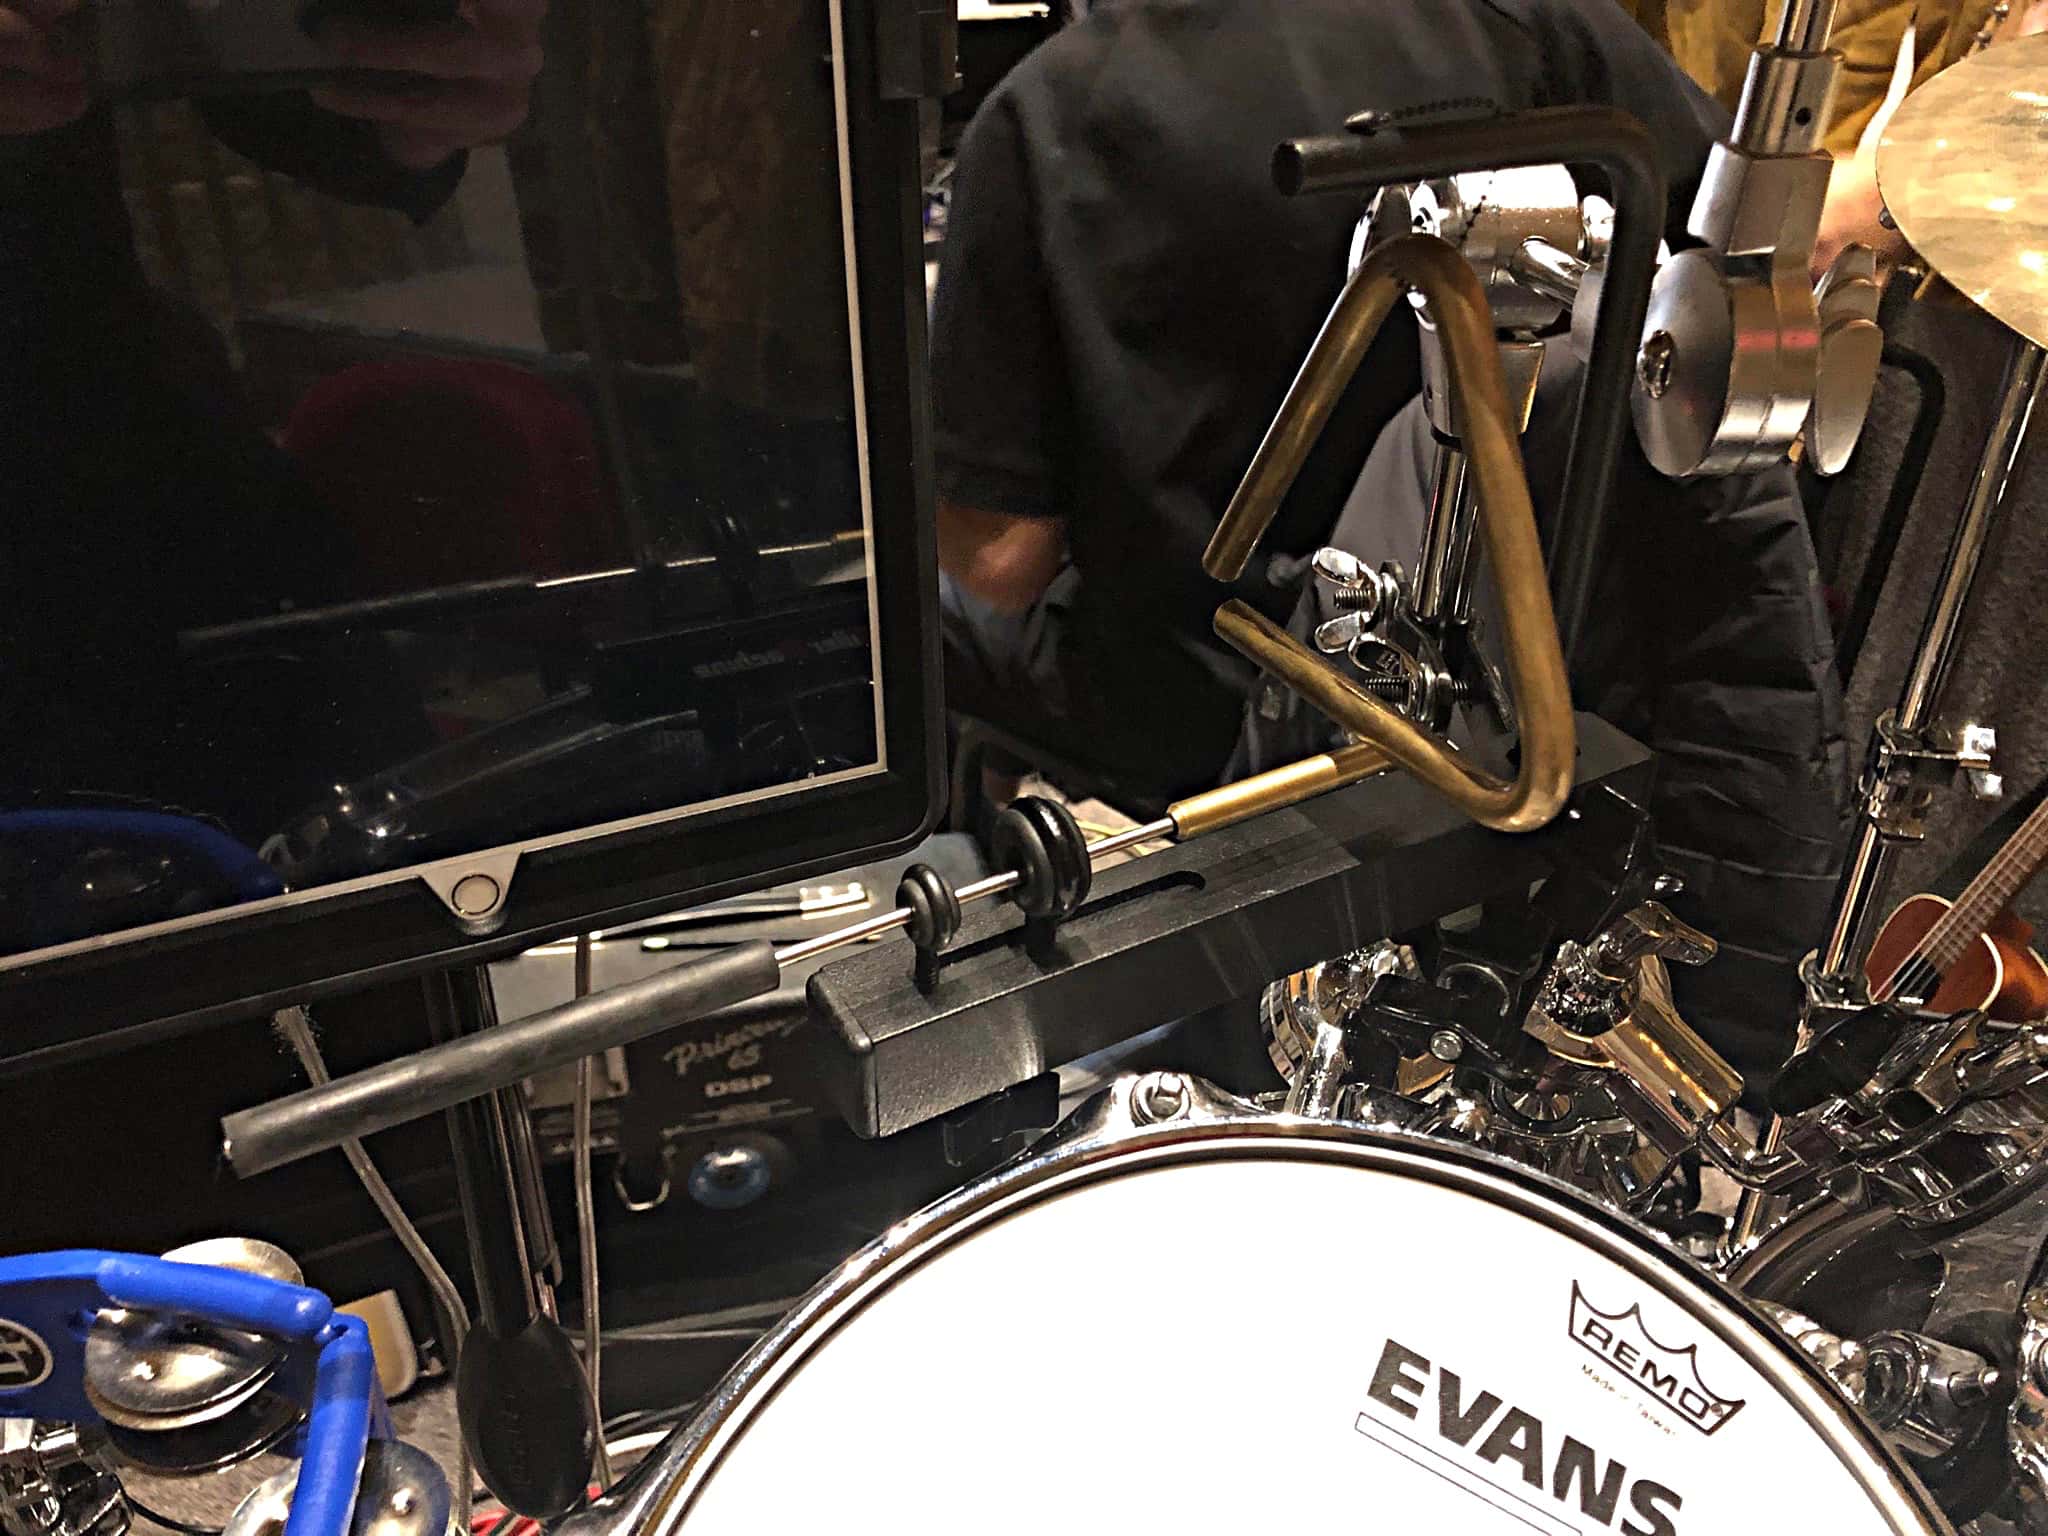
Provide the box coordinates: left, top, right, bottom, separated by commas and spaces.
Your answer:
0, 0, 87, 136
1812, 27, 1914, 280
310, 0, 544, 172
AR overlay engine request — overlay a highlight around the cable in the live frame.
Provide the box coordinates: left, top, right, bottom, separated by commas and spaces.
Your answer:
127, 1494, 224, 1536
273, 1006, 474, 1536
599, 1401, 703, 1440
597, 1327, 766, 1344
570, 935, 613, 1490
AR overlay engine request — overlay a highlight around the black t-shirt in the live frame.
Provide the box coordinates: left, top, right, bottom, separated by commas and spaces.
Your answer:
931, 0, 1726, 793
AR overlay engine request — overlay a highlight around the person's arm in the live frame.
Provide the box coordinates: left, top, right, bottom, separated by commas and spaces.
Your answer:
1812, 19, 1917, 278
200, 0, 544, 222
937, 498, 1067, 613
1525, 0, 1731, 243
929, 85, 1074, 614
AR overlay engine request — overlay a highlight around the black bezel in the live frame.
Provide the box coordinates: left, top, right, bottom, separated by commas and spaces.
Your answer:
0, 0, 944, 1075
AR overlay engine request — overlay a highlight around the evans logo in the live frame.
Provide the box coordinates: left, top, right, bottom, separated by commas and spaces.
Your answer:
1568, 1284, 1744, 1436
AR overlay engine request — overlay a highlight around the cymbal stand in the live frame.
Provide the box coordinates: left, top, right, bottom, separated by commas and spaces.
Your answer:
1729, 337, 2048, 1254
1631, 0, 1886, 480
1808, 341, 2046, 1008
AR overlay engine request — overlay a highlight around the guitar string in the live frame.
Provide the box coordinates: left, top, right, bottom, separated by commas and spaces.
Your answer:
1922, 802, 2048, 966
1882, 797, 2048, 1001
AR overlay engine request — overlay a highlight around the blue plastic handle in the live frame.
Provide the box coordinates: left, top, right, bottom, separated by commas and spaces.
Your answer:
96, 1256, 332, 1342
0, 811, 282, 899
0, 1252, 322, 1422
0, 1252, 390, 1536
287, 1316, 376, 1536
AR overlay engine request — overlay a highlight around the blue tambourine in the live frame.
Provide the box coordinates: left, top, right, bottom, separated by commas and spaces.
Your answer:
0, 1251, 398, 1536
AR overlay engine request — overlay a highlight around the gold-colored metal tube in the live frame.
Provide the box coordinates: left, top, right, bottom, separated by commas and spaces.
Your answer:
1167, 742, 1392, 841
1201, 234, 1575, 834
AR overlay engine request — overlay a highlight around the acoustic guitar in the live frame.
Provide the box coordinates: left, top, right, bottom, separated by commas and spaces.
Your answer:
1864, 792, 2048, 1020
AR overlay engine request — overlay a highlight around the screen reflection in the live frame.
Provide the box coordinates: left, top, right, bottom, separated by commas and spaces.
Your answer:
0, 0, 879, 955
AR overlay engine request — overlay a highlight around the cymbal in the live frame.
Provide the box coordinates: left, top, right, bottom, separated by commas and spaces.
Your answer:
1878, 34, 2048, 349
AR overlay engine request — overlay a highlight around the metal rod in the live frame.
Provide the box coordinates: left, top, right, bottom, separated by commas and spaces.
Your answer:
772, 908, 914, 967
422, 971, 541, 1337
1815, 340, 2045, 984
1283, 1021, 1350, 1118
1508, 238, 1586, 310
1733, 339, 2047, 1259
1086, 818, 1177, 860
773, 818, 1176, 968
1414, 443, 1472, 624
1773, 0, 1839, 53
1899, 342, 2046, 731
571, 936, 612, 1489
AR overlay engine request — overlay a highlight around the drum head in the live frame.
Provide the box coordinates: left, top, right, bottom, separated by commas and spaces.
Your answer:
676, 1125, 1943, 1534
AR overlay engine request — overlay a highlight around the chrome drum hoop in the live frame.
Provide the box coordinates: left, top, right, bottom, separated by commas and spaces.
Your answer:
558, 1081, 1949, 1536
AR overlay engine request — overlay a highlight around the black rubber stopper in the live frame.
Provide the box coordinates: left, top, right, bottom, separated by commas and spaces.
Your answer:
897, 863, 963, 953
457, 1315, 598, 1517
1769, 1002, 1917, 1116
991, 796, 1091, 921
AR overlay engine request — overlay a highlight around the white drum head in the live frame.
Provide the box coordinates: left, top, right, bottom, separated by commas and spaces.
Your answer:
678, 1132, 1940, 1534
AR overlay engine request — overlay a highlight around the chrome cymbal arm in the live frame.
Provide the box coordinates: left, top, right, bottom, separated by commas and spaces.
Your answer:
1377, 165, 1578, 642
1632, 0, 1884, 479
2013, 1287, 2048, 1532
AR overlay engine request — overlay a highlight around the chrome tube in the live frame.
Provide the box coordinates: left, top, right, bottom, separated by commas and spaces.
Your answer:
1772, 0, 1839, 53
1816, 340, 2046, 984
1508, 238, 1587, 310
1734, 340, 2048, 1256
1414, 444, 1474, 624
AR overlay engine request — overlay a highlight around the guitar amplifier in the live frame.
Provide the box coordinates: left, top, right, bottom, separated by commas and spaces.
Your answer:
488, 835, 1019, 1351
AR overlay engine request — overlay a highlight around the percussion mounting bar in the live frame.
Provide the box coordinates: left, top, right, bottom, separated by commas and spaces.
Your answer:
221, 745, 1401, 1177
811, 717, 1654, 1139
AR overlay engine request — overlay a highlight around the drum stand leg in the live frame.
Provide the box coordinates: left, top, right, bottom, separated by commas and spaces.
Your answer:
1729, 338, 2047, 1256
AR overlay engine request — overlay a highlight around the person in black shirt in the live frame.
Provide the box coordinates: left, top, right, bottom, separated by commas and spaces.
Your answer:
930, 0, 1726, 801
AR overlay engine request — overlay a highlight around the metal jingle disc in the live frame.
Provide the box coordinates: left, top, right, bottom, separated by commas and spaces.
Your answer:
224, 1443, 453, 1536
102, 1388, 303, 1476
84, 1239, 302, 1428
1877, 34, 2048, 349
84, 1355, 279, 1434
160, 1239, 303, 1289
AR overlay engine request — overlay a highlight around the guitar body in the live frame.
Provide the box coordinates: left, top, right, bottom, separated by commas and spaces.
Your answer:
1866, 893, 2048, 1020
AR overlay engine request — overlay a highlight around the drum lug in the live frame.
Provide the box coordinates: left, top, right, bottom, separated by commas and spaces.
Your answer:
1130, 1072, 1192, 1126
1053, 1073, 1267, 1148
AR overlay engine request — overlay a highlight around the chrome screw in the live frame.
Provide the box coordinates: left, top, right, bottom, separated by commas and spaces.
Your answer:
1638, 330, 1676, 399
1135, 1072, 1190, 1124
